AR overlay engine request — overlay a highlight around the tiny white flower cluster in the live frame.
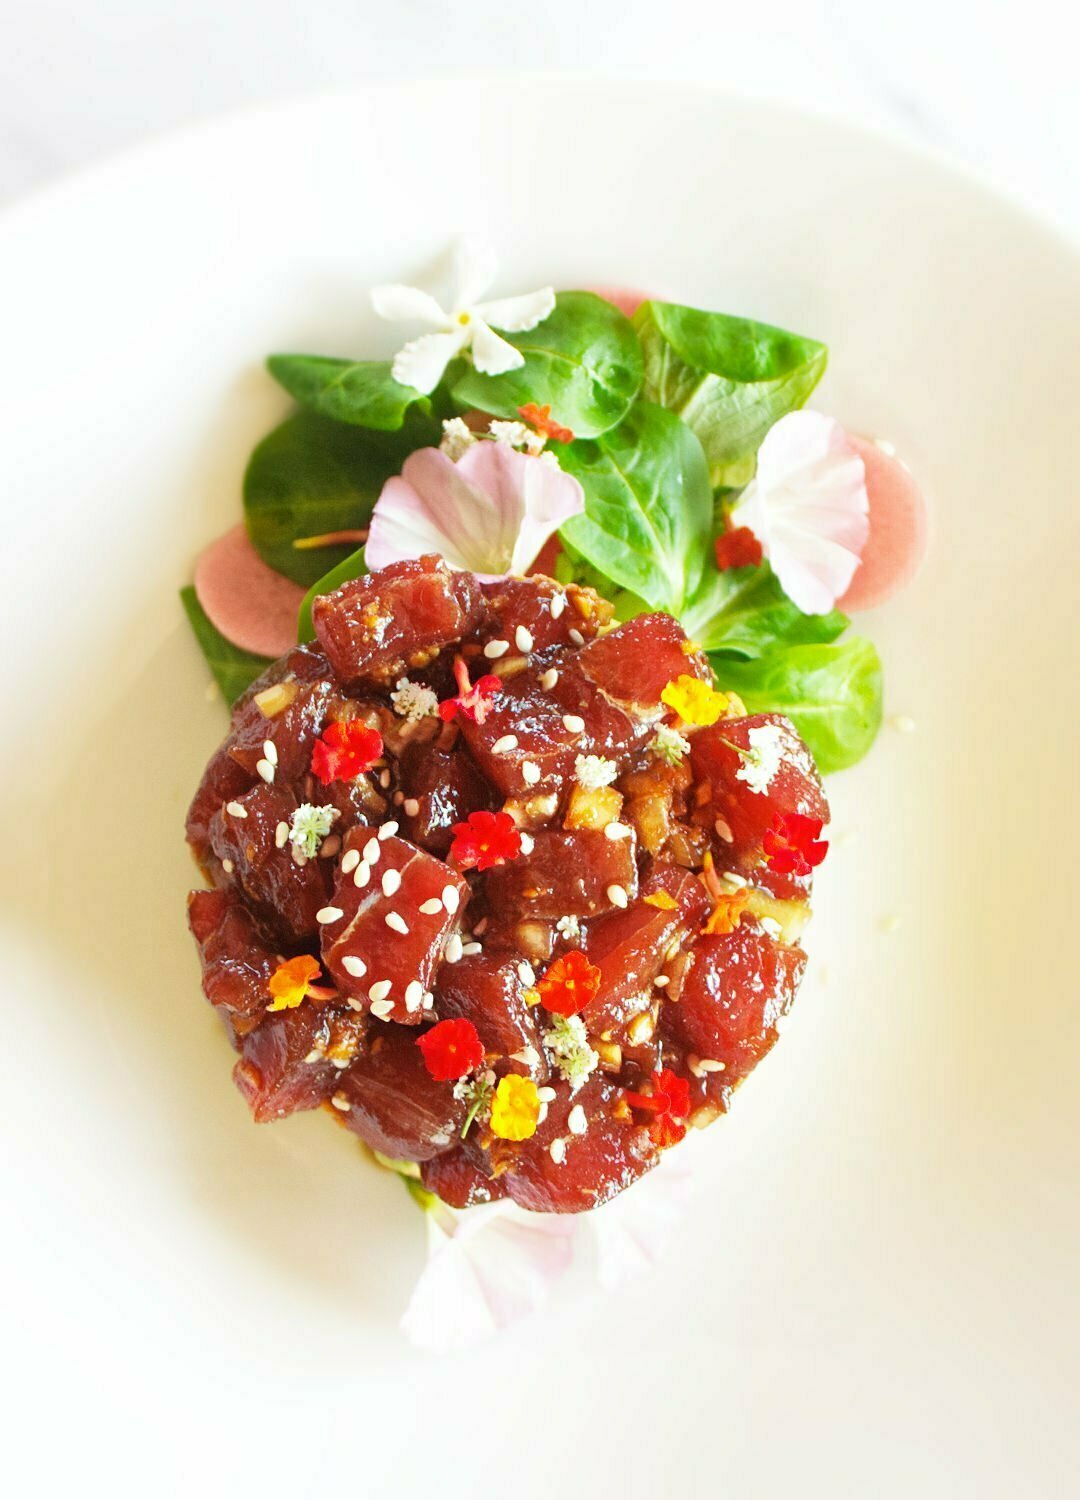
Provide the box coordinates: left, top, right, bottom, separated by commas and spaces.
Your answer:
649, 723, 691, 767
543, 1014, 599, 1092
440, 414, 552, 464
574, 753, 618, 791
735, 722, 787, 796
390, 676, 440, 721
288, 803, 339, 863
439, 417, 475, 461
555, 914, 582, 942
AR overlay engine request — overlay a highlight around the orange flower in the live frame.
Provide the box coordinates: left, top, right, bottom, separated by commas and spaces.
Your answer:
535, 950, 602, 1017
623, 1068, 691, 1147
643, 890, 678, 911
489, 1075, 541, 1141
702, 885, 750, 936
518, 402, 574, 444
266, 954, 322, 1012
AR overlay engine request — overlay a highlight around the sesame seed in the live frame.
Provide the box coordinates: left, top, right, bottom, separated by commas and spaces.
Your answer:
423, 991, 435, 1010
604, 822, 632, 841
342, 955, 367, 978
568, 628, 585, 646
221, 858, 234, 874
369, 998, 394, 1020
549, 1138, 567, 1164
444, 933, 463, 963
567, 1104, 588, 1136
491, 734, 519, 754
550, 593, 566, 620
392, 790, 405, 806
378, 769, 392, 789
225, 800, 247, 818
419, 897, 443, 915
441, 885, 460, 915
363, 837, 381, 864
607, 884, 628, 908
330, 1092, 350, 1112
537, 1086, 557, 1103
319, 834, 341, 859
275, 820, 289, 848
519, 832, 535, 855
540, 667, 559, 690
462, 941, 482, 956
368, 979, 392, 1003
304, 1047, 324, 1064
511, 1045, 540, 1066
317, 906, 344, 924
403, 798, 420, 817
484, 638, 510, 659
722, 871, 747, 888
522, 760, 541, 786
262, 739, 278, 766
341, 848, 361, 874
561, 714, 585, 734
405, 980, 424, 1012
379, 821, 399, 841
698, 1058, 726, 1073
517, 961, 536, 985
353, 861, 371, 888
654, 974, 670, 988
714, 817, 735, 843
515, 625, 534, 653
381, 869, 402, 897
256, 758, 275, 784
385, 912, 409, 934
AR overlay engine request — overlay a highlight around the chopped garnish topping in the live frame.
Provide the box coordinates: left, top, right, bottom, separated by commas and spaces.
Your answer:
735, 722, 787, 796
535, 949, 602, 1017
643, 890, 678, 911
288, 802, 340, 863
438, 655, 502, 725
417, 1018, 485, 1081
623, 1068, 691, 1147
489, 1074, 542, 1141
660, 674, 728, 726
574, 753, 618, 790
763, 812, 828, 876
450, 809, 522, 871
543, 1013, 599, 1090
649, 723, 691, 766
390, 676, 439, 720
266, 954, 322, 1012
311, 719, 383, 784
715, 524, 764, 571
701, 884, 750, 935
518, 402, 574, 444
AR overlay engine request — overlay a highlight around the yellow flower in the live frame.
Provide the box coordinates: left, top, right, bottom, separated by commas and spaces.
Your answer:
267, 954, 322, 1011
660, 674, 728, 727
643, 890, 678, 911
489, 1075, 541, 1141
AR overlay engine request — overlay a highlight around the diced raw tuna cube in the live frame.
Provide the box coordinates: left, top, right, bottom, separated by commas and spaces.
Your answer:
578, 612, 711, 707
187, 886, 279, 1038
544, 661, 652, 761
457, 670, 579, 798
320, 829, 470, 1024
208, 783, 331, 945
398, 744, 490, 854
228, 668, 337, 785
420, 1149, 507, 1208
186, 745, 254, 868
313, 554, 482, 686
483, 828, 638, 920
479, 576, 612, 653
233, 1003, 366, 1122
334, 1027, 466, 1160
435, 953, 548, 1077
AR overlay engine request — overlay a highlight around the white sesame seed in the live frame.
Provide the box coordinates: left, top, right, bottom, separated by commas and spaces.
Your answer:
275, 820, 289, 848
537, 1086, 557, 1103
441, 885, 460, 915
515, 625, 534, 653
403, 798, 420, 817
225, 800, 247, 818
392, 790, 405, 806
341, 955, 367, 978
330, 1092, 350, 1112
540, 667, 559, 690
461, 941, 482, 956
484, 638, 510, 659
341, 848, 361, 874
714, 817, 734, 843
378, 769, 391, 789
353, 861, 371, 888
262, 739, 278, 766
511, 1045, 540, 1066
491, 734, 519, 754
759, 916, 783, 940
405, 980, 424, 1012
522, 760, 541, 786
381, 869, 402, 897
604, 821, 632, 841
317, 906, 344, 924
722, 871, 747, 888
568, 628, 585, 646
654, 974, 670, 988
256, 758, 275, 784
550, 593, 566, 620
419, 897, 443, 915
444, 933, 463, 963
221, 858, 235, 874
379, 821, 399, 841
607, 884, 628, 908
385, 912, 409, 934
369, 998, 394, 1020
368, 979, 392, 1003
304, 1047, 324, 1064
519, 831, 535, 855
699, 1058, 726, 1073
517, 961, 536, 985
567, 1104, 588, 1136
549, 1138, 567, 1164
363, 837, 380, 865
561, 714, 585, 734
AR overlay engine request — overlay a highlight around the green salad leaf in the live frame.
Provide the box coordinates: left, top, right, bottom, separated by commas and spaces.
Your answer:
180, 586, 270, 705
451, 291, 643, 438
682, 560, 848, 657
558, 401, 712, 614
296, 545, 367, 643
634, 301, 827, 488
710, 637, 883, 774
267, 355, 427, 431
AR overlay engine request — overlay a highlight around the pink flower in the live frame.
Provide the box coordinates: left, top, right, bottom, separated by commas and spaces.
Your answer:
366, 440, 585, 580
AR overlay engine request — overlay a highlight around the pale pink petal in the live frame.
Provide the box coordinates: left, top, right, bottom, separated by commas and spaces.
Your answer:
474, 286, 555, 333
589, 285, 653, 318
453, 236, 498, 309
587, 1147, 694, 1292
470, 318, 526, 376
836, 436, 930, 612
391, 328, 468, 394
732, 410, 870, 615
193, 523, 304, 658
455, 441, 585, 576
370, 283, 448, 326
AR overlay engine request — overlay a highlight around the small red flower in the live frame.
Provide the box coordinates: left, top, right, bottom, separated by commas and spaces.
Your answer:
518, 402, 575, 444
534, 950, 602, 1017
623, 1068, 691, 1148
417, 1018, 485, 1081
449, 809, 523, 872
715, 525, 763, 571
762, 811, 829, 876
311, 720, 383, 785
438, 655, 502, 725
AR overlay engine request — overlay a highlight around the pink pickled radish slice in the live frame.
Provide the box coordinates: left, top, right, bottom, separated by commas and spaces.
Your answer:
590, 285, 652, 319
837, 437, 930, 612
194, 523, 305, 658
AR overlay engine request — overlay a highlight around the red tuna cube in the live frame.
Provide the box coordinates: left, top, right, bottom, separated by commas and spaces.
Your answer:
420, 1149, 507, 1208
483, 828, 638, 920
435, 953, 548, 1077
334, 1027, 466, 1161
208, 783, 331, 945
187, 886, 279, 1038
233, 1003, 366, 1122
578, 612, 711, 707
457, 669, 579, 798
398, 744, 490, 854
479, 576, 611, 654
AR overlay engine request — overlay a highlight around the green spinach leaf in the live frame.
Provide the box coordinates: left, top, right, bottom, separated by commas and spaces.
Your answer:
296, 545, 367, 643
709, 636, 883, 773
682, 561, 848, 657
634, 301, 827, 488
451, 291, 643, 438
266, 355, 426, 431
559, 401, 712, 614
180, 586, 270, 705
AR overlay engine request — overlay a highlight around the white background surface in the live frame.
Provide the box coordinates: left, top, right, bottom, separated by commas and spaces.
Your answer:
1, 0, 1078, 240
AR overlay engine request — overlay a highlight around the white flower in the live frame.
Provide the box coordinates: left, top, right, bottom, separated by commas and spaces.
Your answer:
487, 419, 529, 449
439, 417, 476, 461
390, 677, 439, 721
287, 803, 339, 863
543, 1014, 599, 1091
730, 410, 870, 615
649, 724, 690, 766
372, 238, 555, 395
574, 754, 618, 791
735, 722, 787, 796
555, 914, 582, 942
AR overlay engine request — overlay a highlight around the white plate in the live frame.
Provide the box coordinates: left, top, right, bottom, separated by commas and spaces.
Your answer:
2, 83, 1078, 1498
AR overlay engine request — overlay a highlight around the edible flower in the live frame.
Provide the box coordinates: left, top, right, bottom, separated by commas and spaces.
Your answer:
623, 1068, 691, 1148
714, 524, 764, 571
543, 1014, 599, 1091
763, 811, 829, 876
534, 950, 602, 1017
311, 719, 383, 785
643, 890, 678, 911
450, 809, 523, 872
288, 802, 339, 863
371, 238, 555, 393
391, 677, 440, 721
266, 954, 322, 1012
365, 439, 585, 580
518, 402, 574, 444
734, 722, 787, 797
574, 753, 617, 790
648, 723, 690, 766
438, 655, 501, 725
701, 885, 750, 936
417, 1018, 485, 1081
490, 1075, 542, 1141
660, 674, 728, 727
729, 410, 869, 615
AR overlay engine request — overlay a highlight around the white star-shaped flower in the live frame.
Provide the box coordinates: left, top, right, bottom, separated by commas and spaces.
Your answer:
372, 239, 556, 394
